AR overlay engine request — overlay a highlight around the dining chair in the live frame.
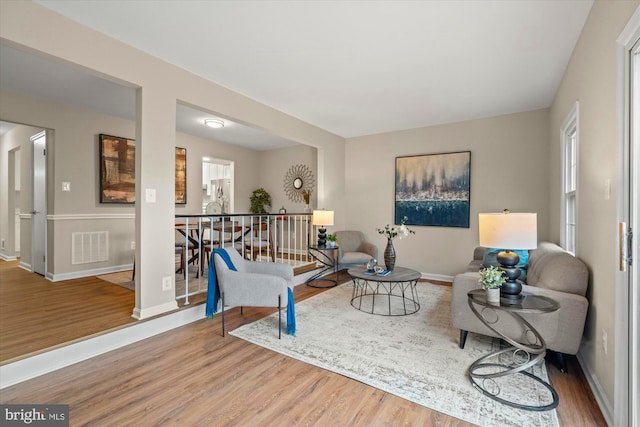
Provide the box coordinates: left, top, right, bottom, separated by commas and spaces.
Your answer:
244, 222, 275, 261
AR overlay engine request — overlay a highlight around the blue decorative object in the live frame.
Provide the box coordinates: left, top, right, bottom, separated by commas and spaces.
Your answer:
287, 288, 296, 335
483, 248, 529, 282
206, 248, 236, 318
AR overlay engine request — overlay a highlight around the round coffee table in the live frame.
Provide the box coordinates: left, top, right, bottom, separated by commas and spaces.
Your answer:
348, 266, 421, 316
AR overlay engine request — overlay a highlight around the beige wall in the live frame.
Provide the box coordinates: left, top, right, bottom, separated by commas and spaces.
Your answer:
260, 145, 318, 214
0, 1, 343, 317
345, 109, 550, 278
0, 90, 318, 277
549, 0, 639, 410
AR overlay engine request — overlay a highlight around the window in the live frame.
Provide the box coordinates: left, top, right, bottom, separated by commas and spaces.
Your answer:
561, 102, 579, 255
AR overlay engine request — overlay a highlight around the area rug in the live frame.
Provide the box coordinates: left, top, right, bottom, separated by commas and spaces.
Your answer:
230, 282, 559, 427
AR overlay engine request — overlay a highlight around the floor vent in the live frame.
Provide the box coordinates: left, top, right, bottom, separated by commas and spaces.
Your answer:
72, 231, 108, 265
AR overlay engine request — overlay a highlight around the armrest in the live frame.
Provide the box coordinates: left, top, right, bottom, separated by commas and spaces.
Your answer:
358, 241, 378, 259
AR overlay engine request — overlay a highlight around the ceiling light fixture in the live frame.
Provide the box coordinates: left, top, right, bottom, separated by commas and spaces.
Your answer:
204, 119, 224, 129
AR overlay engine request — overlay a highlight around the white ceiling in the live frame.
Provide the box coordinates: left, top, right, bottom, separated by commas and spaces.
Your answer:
0, 44, 299, 150
9, 1, 593, 141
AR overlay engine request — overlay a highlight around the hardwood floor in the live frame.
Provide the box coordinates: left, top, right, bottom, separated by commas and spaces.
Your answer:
0, 260, 136, 362
0, 264, 606, 426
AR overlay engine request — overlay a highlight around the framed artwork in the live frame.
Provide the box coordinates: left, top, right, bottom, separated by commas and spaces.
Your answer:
99, 134, 187, 204
175, 147, 187, 204
100, 134, 135, 203
395, 151, 471, 228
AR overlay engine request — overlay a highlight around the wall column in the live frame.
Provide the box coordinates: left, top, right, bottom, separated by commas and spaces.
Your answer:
133, 86, 178, 319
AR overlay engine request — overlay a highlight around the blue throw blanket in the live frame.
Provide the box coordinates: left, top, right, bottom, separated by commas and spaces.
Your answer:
206, 248, 296, 335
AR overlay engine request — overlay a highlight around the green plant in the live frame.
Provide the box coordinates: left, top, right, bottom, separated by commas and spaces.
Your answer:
326, 233, 337, 242
249, 188, 272, 214
478, 266, 506, 289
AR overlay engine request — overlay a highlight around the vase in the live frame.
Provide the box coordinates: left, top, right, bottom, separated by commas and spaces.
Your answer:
486, 288, 501, 304
304, 204, 311, 213
384, 239, 396, 271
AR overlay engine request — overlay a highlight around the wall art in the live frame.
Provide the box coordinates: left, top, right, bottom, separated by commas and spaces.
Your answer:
395, 151, 471, 227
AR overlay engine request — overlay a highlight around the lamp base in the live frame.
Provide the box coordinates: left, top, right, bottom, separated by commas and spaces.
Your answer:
317, 227, 327, 247
497, 250, 523, 301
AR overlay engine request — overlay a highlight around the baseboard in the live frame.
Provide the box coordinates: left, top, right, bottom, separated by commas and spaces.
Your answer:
19, 261, 31, 271
0, 254, 17, 261
0, 303, 204, 390
132, 300, 179, 320
421, 272, 453, 283
49, 264, 134, 282
576, 350, 613, 426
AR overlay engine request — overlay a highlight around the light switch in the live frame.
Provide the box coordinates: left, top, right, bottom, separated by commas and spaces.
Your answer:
145, 188, 157, 203
62, 182, 71, 192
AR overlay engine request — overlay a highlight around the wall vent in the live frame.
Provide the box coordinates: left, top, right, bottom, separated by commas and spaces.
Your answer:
72, 231, 108, 265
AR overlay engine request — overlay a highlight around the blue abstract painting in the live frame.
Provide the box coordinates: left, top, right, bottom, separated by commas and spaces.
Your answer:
395, 151, 471, 228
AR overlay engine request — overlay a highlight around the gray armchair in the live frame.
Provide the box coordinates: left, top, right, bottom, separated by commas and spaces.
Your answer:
335, 230, 378, 268
213, 248, 294, 338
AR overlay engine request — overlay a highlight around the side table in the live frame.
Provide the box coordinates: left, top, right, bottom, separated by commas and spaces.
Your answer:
467, 290, 560, 411
306, 245, 339, 288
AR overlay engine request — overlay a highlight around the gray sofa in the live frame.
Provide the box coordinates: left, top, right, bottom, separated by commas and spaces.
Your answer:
451, 241, 589, 371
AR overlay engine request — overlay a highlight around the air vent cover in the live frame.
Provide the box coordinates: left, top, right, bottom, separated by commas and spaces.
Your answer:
72, 231, 108, 264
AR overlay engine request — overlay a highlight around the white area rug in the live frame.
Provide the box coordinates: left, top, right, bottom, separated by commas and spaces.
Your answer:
230, 282, 559, 427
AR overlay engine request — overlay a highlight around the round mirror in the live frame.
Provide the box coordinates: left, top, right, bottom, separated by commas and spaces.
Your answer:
293, 177, 303, 189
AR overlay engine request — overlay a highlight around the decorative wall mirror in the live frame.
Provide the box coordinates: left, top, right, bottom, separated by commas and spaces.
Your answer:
284, 164, 315, 203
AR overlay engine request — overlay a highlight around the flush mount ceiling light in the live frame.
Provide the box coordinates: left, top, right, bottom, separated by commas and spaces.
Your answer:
204, 119, 224, 129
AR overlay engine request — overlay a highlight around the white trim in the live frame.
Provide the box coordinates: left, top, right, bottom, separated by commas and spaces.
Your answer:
49, 264, 133, 281
47, 213, 135, 221
421, 272, 453, 283
616, 6, 640, 427
0, 303, 204, 389
131, 300, 180, 320
560, 101, 579, 255
18, 213, 31, 220
0, 254, 18, 261
577, 351, 613, 426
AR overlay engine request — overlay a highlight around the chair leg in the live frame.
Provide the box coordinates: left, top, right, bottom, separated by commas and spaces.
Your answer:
181, 247, 186, 279
221, 292, 225, 337
278, 294, 282, 339
459, 330, 468, 349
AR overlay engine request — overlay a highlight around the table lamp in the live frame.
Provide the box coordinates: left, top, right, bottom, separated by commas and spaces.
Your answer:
479, 210, 537, 300
312, 210, 334, 247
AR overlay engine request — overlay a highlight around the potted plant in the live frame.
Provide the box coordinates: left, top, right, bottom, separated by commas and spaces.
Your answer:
479, 265, 505, 304
326, 233, 337, 248
249, 188, 272, 214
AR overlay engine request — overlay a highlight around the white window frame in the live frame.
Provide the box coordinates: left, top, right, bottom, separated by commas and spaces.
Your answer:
560, 101, 579, 255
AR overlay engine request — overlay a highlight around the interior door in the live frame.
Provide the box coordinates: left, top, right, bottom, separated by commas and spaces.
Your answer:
31, 131, 47, 276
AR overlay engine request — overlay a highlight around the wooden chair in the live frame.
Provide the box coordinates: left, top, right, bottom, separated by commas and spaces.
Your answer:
244, 222, 275, 261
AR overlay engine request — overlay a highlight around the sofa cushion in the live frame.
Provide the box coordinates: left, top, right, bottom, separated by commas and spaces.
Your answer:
526, 242, 588, 296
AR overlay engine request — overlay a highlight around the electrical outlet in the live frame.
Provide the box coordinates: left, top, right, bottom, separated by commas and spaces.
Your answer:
602, 329, 608, 355
130, 241, 135, 250
162, 276, 172, 291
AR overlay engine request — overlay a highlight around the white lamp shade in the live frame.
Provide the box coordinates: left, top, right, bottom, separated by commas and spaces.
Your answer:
479, 212, 537, 250
312, 210, 334, 226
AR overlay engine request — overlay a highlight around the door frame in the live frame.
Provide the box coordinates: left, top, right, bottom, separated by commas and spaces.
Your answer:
30, 130, 47, 276
616, 7, 640, 427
